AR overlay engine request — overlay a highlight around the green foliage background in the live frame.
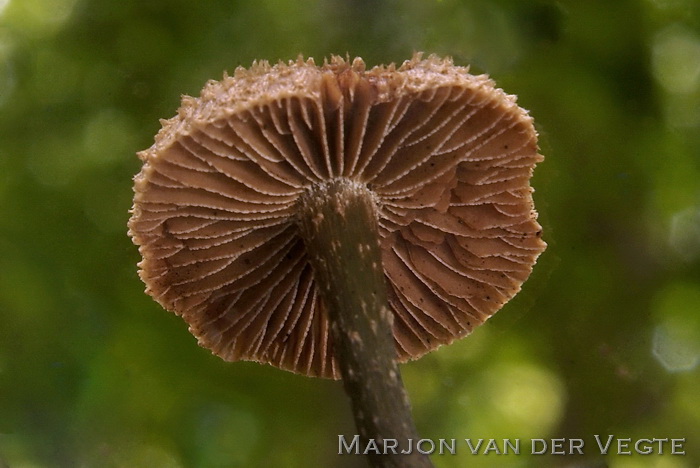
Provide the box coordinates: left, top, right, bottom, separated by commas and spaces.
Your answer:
1, 0, 699, 467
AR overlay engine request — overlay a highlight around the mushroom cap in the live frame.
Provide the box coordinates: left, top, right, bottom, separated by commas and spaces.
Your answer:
128, 54, 546, 379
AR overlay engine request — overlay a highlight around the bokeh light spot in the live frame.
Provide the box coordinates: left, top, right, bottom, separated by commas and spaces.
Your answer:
652, 282, 700, 372
1, 0, 78, 37
652, 24, 700, 95
82, 108, 139, 165
653, 320, 700, 372
486, 363, 565, 434
449, 361, 565, 439
668, 205, 700, 262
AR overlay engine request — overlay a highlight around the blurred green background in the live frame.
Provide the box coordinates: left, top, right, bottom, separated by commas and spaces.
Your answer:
1, 0, 699, 467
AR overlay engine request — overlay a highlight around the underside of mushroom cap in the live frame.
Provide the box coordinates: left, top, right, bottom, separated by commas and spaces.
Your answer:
128, 53, 546, 379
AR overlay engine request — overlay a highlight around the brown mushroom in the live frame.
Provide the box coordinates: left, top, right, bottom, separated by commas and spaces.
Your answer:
128, 53, 545, 466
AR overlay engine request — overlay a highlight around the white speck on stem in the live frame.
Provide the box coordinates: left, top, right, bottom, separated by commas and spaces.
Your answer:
349, 331, 363, 349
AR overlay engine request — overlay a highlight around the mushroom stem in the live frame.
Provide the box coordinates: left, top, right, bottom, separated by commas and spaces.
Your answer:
297, 178, 434, 468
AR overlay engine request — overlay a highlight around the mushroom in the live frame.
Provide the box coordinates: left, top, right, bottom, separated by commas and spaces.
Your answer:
129, 54, 546, 467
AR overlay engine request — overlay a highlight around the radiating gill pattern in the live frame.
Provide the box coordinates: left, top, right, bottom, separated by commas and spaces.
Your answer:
129, 54, 546, 378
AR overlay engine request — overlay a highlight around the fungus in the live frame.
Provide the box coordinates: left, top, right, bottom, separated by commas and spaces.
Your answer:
129, 54, 546, 467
